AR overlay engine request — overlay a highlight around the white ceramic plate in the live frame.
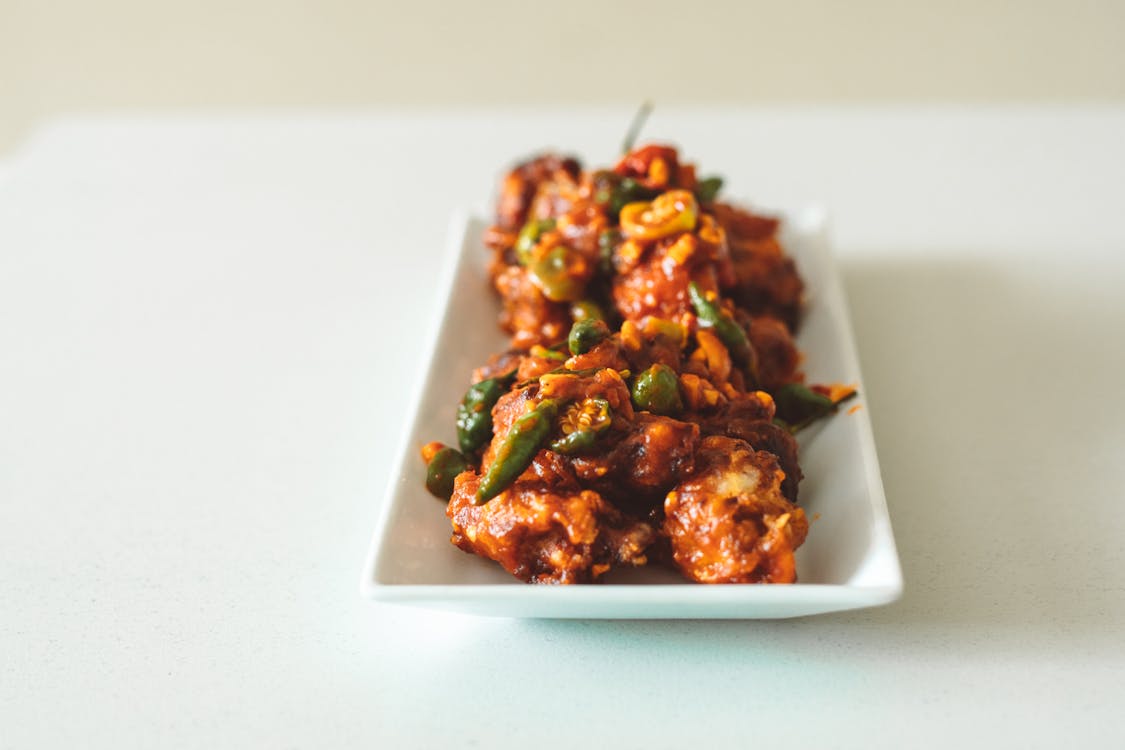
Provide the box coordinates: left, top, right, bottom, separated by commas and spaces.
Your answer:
361, 208, 902, 618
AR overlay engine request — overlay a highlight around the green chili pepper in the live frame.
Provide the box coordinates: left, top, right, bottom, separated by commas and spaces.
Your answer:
631, 364, 683, 415
695, 176, 723, 203
528, 245, 587, 302
773, 383, 857, 434
549, 429, 598, 455
621, 100, 653, 155
515, 218, 556, 266
570, 299, 606, 323
425, 447, 470, 501
608, 178, 649, 217
476, 399, 559, 503
688, 282, 752, 366
568, 318, 611, 356
455, 374, 513, 455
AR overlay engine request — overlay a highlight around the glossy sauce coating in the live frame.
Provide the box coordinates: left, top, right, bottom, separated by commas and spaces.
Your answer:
426, 143, 842, 585
664, 436, 808, 583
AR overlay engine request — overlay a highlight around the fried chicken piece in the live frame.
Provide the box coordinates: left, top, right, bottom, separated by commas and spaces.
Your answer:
611, 234, 723, 323
565, 336, 631, 373
609, 414, 699, 493
612, 251, 704, 323
663, 436, 808, 583
572, 413, 699, 513
495, 154, 582, 232
710, 202, 804, 330
716, 420, 802, 503
515, 351, 566, 382
537, 367, 635, 420
698, 396, 802, 502
708, 202, 780, 241
471, 350, 522, 384
492, 265, 571, 349
746, 315, 801, 390
554, 198, 609, 259
448, 472, 656, 583
614, 144, 696, 192
728, 239, 804, 332
618, 317, 687, 373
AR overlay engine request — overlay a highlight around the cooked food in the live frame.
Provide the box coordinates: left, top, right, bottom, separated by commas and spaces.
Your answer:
448, 473, 656, 584
664, 436, 808, 584
424, 141, 854, 585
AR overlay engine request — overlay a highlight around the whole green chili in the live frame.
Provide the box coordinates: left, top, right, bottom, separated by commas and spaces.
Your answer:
548, 429, 598, 455
688, 282, 752, 366
455, 373, 514, 455
476, 399, 559, 503
425, 447, 470, 501
630, 364, 683, 415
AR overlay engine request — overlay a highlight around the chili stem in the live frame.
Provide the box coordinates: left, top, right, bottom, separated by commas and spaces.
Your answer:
621, 101, 654, 155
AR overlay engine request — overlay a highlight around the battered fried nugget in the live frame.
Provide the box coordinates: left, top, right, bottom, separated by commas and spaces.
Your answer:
492, 265, 571, 349
663, 436, 808, 583
727, 238, 804, 332
572, 413, 699, 513
495, 154, 582, 232
746, 315, 802, 391
448, 472, 655, 583
710, 202, 804, 330
610, 227, 729, 324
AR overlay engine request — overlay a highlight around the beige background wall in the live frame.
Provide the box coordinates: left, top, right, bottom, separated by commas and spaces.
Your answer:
2, 0, 1124, 154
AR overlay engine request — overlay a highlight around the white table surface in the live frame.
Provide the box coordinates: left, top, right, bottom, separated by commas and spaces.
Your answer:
2, 108, 1124, 748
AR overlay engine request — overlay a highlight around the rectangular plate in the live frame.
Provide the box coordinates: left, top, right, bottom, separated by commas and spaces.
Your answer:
361, 209, 902, 618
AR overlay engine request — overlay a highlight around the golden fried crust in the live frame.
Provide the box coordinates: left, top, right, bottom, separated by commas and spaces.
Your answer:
727, 240, 804, 331
709, 201, 803, 330
565, 337, 631, 373
471, 350, 523, 384
537, 368, 634, 420
663, 436, 808, 583
708, 202, 780, 241
694, 396, 803, 502
612, 241, 721, 323
495, 154, 582, 231
610, 414, 699, 492
555, 199, 608, 259
572, 413, 700, 513
716, 419, 802, 503
492, 266, 570, 349
448, 473, 656, 584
